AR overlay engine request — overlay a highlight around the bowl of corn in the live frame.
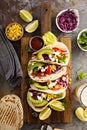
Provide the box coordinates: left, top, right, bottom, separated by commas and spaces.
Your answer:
5, 22, 24, 41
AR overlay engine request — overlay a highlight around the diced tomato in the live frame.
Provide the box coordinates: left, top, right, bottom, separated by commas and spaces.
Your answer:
53, 85, 60, 90
53, 47, 60, 51
37, 72, 44, 77
53, 47, 67, 52
45, 67, 51, 75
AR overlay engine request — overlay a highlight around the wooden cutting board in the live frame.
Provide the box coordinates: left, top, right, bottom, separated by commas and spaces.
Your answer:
21, 2, 72, 123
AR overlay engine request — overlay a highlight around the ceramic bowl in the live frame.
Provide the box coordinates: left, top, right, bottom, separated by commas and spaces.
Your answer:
5, 22, 24, 41
29, 36, 44, 51
56, 9, 79, 33
77, 28, 87, 51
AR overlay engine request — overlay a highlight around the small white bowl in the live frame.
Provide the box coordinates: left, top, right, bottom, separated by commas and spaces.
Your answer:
77, 28, 87, 52
56, 9, 79, 33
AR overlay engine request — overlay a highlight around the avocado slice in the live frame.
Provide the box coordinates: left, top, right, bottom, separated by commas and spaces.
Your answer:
28, 62, 44, 71
27, 92, 48, 107
33, 82, 48, 90
37, 48, 54, 60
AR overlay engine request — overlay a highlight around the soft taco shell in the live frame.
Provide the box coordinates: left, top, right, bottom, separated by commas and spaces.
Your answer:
27, 88, 66, 112
28, 65, 67, 83
31, 42, 70, 66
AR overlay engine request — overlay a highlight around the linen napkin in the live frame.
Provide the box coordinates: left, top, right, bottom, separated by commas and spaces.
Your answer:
0, 29, 23, 88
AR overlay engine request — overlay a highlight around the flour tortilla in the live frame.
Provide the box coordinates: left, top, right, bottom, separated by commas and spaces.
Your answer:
28, 61, 67, 83
0, 101, 20, 130
31, 42, 70, 66
1, 94, 23, 129
27, 89, 66, 112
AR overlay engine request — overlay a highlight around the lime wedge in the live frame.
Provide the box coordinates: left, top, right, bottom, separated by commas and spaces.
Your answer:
19, 10, 33, 22
25, 20, 39, 33
49, 100, 65, 111
75, 107, 87, 121
39, 107, 52, 120
84, 108, 87, 118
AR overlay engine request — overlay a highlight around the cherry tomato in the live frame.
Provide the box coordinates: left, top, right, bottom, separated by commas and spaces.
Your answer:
53, 85, 60, 90
45, 67, 51, 75
37, 72, 44, 77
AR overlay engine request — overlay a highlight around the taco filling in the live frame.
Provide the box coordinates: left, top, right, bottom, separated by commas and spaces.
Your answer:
38, 47, 69, 64
30, 74, 68, 91
31, 41, 70, 65
28, 61, 63, 77
27, 90, 64, 108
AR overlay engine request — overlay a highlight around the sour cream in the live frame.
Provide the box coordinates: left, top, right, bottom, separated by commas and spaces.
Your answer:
75, 83, 87, 107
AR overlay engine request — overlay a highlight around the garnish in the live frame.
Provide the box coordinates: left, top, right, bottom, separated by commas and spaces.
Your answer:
77, 72, 86, 80
28, 78, 34, 84
32, 111, 38, 118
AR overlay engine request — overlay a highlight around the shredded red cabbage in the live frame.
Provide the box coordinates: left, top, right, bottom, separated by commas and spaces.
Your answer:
57, 9, 78, 31
43, 54, 50, 60
57, 76, 69, 89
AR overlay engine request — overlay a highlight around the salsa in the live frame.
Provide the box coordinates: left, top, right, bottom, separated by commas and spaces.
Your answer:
30, 36, 44, 51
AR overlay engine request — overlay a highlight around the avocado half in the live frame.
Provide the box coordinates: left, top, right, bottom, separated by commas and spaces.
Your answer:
37, 48, 54, 60
33, 82, 48, 90
27, 91, 48, 107
28, 62, 45, 71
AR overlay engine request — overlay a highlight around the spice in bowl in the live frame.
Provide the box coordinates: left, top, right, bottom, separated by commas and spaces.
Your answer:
5, 22, 24, 41
77, 29, 87, 51
56, 9, 79, 33
29, 36, 44, 51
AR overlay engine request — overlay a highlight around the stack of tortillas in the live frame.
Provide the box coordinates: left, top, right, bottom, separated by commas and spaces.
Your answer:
0, 94, 23, 130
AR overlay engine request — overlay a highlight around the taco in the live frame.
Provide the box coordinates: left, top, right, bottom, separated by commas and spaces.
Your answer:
27, 88, 66, 112
31, 42, 70, 66
28, 61, 67, 82
30, 74, 68, 94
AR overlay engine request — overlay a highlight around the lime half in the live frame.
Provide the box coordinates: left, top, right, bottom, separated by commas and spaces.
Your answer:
25, 20, 39, 33
75, 107, 87, 121
39, 107, 52, 120
49, 100, 65, 111
19, 10, 33, 22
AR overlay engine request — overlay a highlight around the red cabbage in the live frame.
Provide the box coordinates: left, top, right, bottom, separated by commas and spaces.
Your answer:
57, 9, 78, 31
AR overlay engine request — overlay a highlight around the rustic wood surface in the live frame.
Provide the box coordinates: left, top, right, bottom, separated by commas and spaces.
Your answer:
21, 2, 72, 124
1, 0, 87, 129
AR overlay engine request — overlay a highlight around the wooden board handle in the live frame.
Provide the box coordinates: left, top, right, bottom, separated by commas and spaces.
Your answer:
41, 2, 51, 35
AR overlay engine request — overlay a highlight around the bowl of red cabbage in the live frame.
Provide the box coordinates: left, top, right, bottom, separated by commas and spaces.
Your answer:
77, 29, 87, 51
56, 9, 79, 33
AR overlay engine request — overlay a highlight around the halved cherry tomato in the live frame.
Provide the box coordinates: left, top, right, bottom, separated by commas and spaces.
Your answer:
45, 67, 51, 75
37, 72, 44, 77
53, 85, 60, 90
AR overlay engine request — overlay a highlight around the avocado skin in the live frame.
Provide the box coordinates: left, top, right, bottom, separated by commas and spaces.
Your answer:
27, 92, 48, 107
37, 48, 54, 60
28, 62, 44, 71
34, 82, 48, 90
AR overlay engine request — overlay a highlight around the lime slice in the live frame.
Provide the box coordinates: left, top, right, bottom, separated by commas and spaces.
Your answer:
19, 10, 33, 22
75, 107, 87, 121
25, 20, 39, 33
39, 107, 52, 120
84, 108, 87, 118
49, 100, 65, 111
